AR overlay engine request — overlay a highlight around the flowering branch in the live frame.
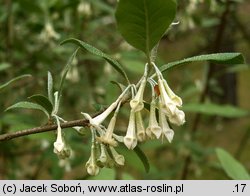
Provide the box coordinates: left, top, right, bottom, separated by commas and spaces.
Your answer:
0, 118, 89, 142
0, 99, 129, 142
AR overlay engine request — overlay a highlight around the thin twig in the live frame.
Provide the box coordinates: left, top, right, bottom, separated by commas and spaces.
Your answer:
0, 119, 89, 142
0, 94, 131, 142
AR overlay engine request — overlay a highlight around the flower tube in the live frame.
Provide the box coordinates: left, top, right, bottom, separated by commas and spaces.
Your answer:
136, 111, 146, 142
124, 110, 137, 150
110, 146, 125, 166
130, 77, 147, 112
85, 143, 99, 176
158, 78, 177, 116
53, 118, 65, 153
146, 99, 162, 139
163, 79, 182, 107
96, 114, 118, 147
159, 101, 175, 143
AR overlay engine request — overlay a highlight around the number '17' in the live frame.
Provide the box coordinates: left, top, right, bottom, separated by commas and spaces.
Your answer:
235, 184, 246, 192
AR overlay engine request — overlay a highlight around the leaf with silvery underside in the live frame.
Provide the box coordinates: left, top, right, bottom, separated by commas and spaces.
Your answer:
159, 53, 245, 73
47, 71, 54, 103
61, 38, 130, 84
5, 101, 49, 118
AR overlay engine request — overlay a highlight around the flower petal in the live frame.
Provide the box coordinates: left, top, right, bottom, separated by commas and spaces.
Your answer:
163, 79, 182, 107
169, 108, 186, 126
163, 129, 174, 143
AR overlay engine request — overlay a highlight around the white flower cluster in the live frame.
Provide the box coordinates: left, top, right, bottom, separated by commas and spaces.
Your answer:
81, 63, 185, 175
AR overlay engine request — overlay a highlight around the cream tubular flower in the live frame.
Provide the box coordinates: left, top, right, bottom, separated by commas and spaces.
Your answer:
146, 99, 162, 139
168, 108, 186, 126
91, 101, 118, 125
99, 144, 108, 163
98, 144, 115, 168
82, 85, 131, 127
130, 77, 147, 112
85, 143, 99, 176
96, 114, 118, 147
163, 79, 182, 107
124, 110, 137, 150
110, 146, 125, 166
159, 101, 175, 143
158, 78, 176, 116
53, 118, 65, 153
135, 112, 146, 142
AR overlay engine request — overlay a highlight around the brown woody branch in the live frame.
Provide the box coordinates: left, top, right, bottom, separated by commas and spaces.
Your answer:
0, 119, 89, 142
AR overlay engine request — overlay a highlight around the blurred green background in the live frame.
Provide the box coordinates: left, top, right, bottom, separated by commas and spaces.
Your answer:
0, 0, 250, 179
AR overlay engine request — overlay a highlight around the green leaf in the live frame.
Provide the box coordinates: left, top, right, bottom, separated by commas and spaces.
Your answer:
0, 62, 11, 72
47, 71, 54, 103
183, 103, 249, 118
0, 74, 32, 91
58, 47, 79, 99
61, 38, 129, 84
5, 101, 49, 118
29, 94, 53, 115
134, 146, 150, 173
159, 53, 245, 72
115, 0, 176, 57
216, 148, 250, 180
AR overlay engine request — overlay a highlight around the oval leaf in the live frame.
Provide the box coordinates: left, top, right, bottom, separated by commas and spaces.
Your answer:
5, 101, 49, 118
183, 103, 249, 118
216, 148, 250, 180
159, 53, 245, 73
115, 0, 176, 56
61, 38, 129, 84
29, 94, 53, 115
